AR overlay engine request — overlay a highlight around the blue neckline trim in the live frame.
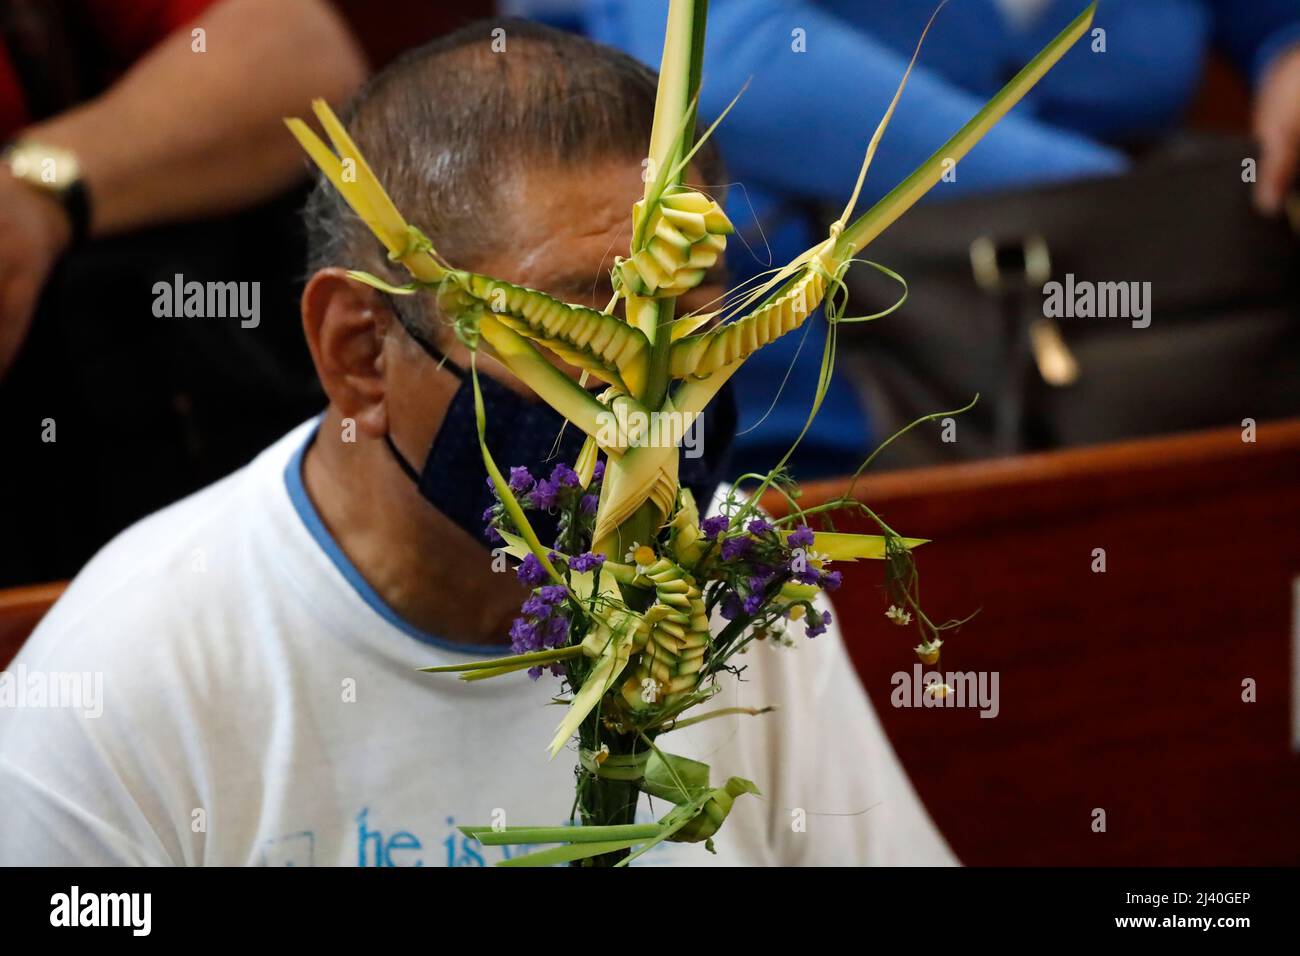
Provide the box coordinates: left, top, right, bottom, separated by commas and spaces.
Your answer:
283, 425, 510, 658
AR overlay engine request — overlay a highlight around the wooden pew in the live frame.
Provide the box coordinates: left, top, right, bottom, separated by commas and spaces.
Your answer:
0, 581, 66, 671
767, 419, 1300, 865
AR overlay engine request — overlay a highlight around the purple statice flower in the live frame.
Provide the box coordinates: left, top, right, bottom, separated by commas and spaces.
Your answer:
550, 462, 579, 488
529, 661, 566, 681
568, 551, 605, 573
720, 535, 752, 562
485, 475, 498, 493
521, 594, 552, 619
508, 466, 534, 492
820, 569, 843, 592
748, 570, 775, 592
742, 593, 765, 616
701, 515, 729, 540
580, 494, 598, 515
747, 518, 774, 536
509, 616, 541, 654
543, 613, 570, 647
482, 506, 502, 543
788, 525, 815, 549
592, 459, 605, 482
530, 479, 559, 510
719, 593, 744, 621
794, 566, 822, 586
805, 609, 832, 638
539, 585, 568, 605
517, 553, 546, 588
515, 579, 571, 671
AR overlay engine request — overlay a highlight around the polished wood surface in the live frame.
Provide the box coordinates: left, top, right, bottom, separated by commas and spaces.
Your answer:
767, 419, 1300, 865
0, 581, 66, 670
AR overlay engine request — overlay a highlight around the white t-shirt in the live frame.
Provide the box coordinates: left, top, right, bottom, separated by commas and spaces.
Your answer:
0, 419, 955, 866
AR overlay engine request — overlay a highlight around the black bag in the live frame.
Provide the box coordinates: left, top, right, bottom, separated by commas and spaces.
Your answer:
834, 136, 1300, 469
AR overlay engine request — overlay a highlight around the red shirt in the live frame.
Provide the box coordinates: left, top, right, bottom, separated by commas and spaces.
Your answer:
1, 0, 218, 139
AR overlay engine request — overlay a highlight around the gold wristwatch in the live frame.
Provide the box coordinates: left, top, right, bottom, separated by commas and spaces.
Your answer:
2, 140, 91, 246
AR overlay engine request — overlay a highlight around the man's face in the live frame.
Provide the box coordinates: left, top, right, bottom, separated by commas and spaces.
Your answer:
382, 157, 727, 469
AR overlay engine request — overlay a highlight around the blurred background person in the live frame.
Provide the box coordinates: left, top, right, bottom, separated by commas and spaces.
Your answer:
0, 0, 491, 586
514, 0, 1300, 475
0, 0, 364, 585
0, 0, 366, 375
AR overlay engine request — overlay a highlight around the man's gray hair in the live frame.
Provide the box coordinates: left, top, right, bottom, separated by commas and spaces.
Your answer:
303, 18, 726, 333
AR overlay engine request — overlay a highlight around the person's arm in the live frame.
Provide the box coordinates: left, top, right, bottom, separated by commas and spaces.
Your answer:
0, 757, 168, 866
1209, 0, 1300, 214
585, 0, 1126, 212
0, 580, 213, 866
23, 0, 366, 235
0, 636, 174, 866
0, 0, 366, 375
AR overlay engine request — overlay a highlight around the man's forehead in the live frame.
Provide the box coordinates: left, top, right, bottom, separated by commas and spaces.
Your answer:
487, 158, 724, 306
503, 160, 639, 282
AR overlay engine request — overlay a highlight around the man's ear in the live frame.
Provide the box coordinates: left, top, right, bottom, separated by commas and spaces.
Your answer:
302, 268, 392, 439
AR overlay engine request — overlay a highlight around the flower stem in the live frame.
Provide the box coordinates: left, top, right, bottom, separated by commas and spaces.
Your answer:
574, 718, 643, 867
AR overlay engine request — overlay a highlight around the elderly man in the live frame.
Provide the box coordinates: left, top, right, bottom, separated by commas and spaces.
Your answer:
0, 20, 953, 867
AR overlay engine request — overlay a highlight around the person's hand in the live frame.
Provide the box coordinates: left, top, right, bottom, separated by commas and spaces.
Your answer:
1254, 44, 1300, 216
0, 173, 71, 377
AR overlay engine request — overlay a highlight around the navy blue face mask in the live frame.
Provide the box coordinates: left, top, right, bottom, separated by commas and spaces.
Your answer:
383, 312, 738, 549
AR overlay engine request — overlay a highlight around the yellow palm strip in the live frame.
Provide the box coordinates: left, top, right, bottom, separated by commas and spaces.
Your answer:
547, 566, 638, 758
780, 530, 927, 560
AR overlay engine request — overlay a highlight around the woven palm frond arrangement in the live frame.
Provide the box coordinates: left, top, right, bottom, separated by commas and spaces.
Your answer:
287, 1, 1100, 866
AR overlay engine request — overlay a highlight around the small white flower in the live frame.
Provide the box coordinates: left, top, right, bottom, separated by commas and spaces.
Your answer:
914, 638, 943, 664
925, 682, 953, 700
624, 541, 656, 574
885, 604, 912, 626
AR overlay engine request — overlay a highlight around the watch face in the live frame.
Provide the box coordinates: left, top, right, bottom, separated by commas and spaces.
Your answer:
6, 143, 81, 194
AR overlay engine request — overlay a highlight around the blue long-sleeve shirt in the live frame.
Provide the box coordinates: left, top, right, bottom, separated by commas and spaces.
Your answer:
567, 0, 1300, 475
584, 0, 1300, 201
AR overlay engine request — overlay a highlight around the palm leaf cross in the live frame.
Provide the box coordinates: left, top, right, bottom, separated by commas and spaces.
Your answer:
285, 1, 1098, 864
